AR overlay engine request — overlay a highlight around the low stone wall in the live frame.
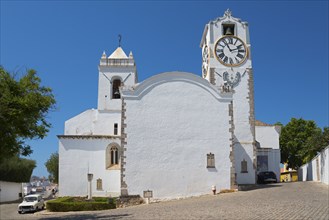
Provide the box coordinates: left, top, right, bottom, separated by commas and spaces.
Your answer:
116, 195, 144, 208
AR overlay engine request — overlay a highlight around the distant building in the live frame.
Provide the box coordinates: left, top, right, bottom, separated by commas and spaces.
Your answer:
59, 10, 280, 200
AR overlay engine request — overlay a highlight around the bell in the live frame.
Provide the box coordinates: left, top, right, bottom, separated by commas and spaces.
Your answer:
225, 27, 233, 35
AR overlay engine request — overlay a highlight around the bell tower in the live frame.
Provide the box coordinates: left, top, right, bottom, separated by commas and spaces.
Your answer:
200, 9, 256, 185
98, 46, 137, 111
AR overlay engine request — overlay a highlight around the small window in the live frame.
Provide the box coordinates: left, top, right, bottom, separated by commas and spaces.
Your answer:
96, 178, 102, 190
241, 159, 248, 173
207, 153, 215, 168
223, 24, 235, 35
114, 123, 118, 135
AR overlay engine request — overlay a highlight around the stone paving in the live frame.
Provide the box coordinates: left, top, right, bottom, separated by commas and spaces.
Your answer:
1, 181, 328, 220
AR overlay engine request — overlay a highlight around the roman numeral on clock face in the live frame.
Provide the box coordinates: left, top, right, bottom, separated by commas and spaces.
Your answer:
216, 49, 223, 53
237, 53, 244, 59
219, 42, 226, 48
223, 56, 228, 63
237, 44, 244, 49
218, 52, 225, 59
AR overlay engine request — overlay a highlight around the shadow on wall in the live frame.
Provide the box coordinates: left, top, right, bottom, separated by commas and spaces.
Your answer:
298, 160, 313, 181
234, 139, 255, 183
306, 161, 313, 181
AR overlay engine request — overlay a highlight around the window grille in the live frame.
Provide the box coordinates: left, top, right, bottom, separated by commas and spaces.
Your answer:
96, 178, 102, 190
207, 153, 215, 168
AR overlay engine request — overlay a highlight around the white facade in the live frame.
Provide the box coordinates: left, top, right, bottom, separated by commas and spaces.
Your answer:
121, 72, 233, 199
0, 181, 22, 203
59, 137, 121, 197
59, 10, 281, 200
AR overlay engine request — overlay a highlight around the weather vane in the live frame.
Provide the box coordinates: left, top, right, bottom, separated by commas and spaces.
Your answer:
118, 34, 122, 47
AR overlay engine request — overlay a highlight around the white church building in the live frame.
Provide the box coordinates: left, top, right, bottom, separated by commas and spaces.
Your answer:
58, 10, 280, 200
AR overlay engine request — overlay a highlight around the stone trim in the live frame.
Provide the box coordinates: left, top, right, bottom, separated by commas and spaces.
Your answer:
229, 101, 237, 189
247, 68, 257, 180
120, 97, 128, 195
209, 68, 215, 85
57, 135, 119, 139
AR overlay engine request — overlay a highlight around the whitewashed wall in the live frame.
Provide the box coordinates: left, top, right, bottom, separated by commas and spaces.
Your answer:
0, 181, 22, 203
59, 138, 121, 197
298, 146, 329, 185
122, 72, 233, 200
255, 126, 280, 149
64, 110, 121, 136
321, 147, 329, 184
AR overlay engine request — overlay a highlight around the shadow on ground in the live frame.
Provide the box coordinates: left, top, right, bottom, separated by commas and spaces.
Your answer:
40, 213, 131, 220
238, 183, 282, 191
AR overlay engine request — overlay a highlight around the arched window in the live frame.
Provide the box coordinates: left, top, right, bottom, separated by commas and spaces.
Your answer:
111, 146, 119, 165
106, 144, 120, 169
112, 79, 121, 99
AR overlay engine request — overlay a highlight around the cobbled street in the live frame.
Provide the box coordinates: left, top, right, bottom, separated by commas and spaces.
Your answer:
1, 182, 328, 220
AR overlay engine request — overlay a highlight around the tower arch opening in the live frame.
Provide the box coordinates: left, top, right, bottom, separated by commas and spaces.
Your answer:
112, 79, 122, 99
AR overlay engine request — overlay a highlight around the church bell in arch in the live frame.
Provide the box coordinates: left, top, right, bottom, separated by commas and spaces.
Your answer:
225, 26, 233, 35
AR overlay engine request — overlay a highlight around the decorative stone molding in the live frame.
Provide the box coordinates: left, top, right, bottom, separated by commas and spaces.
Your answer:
229, 101, 237, 189
247, 68, 257, 174
57, 135, 119, 140
209, 68, 215, 85
220, 82, 233, 93
122, 71, 232, 102
120, 97, 128, 196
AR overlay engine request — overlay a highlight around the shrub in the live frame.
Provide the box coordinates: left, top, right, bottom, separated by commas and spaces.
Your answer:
46, 197, 116, 212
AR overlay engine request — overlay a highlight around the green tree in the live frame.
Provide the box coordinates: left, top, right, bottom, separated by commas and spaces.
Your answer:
0, 156, 36, 182
0, 66, 56, 162
45, 152, 59, 183
280, 118, 325, 169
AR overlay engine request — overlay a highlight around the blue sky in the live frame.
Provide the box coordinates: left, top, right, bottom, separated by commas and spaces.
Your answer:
1, 1, 328, 177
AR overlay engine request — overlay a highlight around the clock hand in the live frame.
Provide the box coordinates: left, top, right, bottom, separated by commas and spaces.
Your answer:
226, 44, 233, 52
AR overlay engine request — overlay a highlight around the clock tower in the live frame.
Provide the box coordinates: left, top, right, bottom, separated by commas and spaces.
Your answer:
200, 9, 256, 185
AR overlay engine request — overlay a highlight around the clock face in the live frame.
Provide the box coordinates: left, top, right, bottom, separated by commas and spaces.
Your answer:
214, 36, 248, 67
